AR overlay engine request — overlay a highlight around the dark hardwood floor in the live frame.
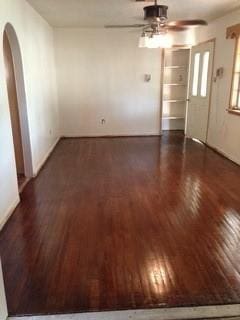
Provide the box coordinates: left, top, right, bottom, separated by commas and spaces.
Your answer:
1, 132, 240, 316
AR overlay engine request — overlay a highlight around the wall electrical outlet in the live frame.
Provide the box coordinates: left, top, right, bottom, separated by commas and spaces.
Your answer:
101, 118, 106, 125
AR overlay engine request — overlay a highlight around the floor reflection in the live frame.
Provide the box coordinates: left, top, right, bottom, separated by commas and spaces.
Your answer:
1, 132, 240, 315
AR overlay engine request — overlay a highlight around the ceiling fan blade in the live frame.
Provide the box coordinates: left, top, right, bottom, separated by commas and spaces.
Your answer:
166, 26, 188, 32
167, 20, 208, 27
104, 24, 147, 29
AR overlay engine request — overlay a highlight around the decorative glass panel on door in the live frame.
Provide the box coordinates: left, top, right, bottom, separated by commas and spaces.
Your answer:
192, 53, 200, 96
200, 51, 210, 97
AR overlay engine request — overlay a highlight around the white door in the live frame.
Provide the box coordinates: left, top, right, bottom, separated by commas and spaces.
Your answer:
186, 41, 214, 142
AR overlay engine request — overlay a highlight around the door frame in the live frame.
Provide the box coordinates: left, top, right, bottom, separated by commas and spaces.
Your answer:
186, 38, 216, 143
4, 23, 33, 178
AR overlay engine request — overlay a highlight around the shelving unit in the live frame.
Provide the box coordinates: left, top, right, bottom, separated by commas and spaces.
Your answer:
161, 48, 190, 131
163, 83, 187, 86
163, 116, 185, 120
164, 99, 186, 103
164, 66, 188, 70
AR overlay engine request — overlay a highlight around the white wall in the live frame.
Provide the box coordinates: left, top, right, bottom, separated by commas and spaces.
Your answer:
194, 9, 240, 164
54, 28, 190, 137
0, 0, 59, 227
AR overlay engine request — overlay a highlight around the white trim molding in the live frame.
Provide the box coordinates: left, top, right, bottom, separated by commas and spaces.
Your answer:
34, 138, 60, 177
8, 304, 240, 320
0, 197, 20, 231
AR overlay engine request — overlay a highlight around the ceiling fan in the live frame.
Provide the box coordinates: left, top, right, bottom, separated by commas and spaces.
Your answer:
105, 0, 207, 31
104, 0, 207, 48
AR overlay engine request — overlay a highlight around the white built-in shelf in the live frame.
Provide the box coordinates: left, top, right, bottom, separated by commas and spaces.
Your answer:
162, 48, 190, 131
162, 116, 185, 120
163, 99, 186, 103
164, 65, 188, 69
163, 83, 187, 86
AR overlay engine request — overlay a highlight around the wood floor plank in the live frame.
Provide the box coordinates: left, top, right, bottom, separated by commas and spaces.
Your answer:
1, 132, 240, 316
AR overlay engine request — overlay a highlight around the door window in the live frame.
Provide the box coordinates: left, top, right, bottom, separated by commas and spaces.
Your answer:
192, 53, 200, 96
200, 51, 210, 97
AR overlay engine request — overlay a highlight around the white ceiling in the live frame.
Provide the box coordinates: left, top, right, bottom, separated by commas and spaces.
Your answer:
26, 0, 240, 28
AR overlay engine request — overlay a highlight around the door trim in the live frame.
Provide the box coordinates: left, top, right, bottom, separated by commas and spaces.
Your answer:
4, 23, 33, 178
159, 49, 165, 135
204, 38, 216, 143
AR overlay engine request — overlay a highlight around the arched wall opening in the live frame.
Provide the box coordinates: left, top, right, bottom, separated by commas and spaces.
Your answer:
3, 23, 33, 186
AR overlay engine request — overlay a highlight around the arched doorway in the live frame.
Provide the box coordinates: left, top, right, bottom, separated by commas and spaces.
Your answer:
3, 24, 33, 191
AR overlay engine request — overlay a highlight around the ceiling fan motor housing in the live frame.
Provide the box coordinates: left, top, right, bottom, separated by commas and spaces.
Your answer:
144, 5, 168, 22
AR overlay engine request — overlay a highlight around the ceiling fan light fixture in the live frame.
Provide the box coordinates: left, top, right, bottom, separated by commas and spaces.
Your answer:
154, 33, 173, 48
139, 32, 173, 49
138, 33, 149, 48
146, 35, 159, 48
